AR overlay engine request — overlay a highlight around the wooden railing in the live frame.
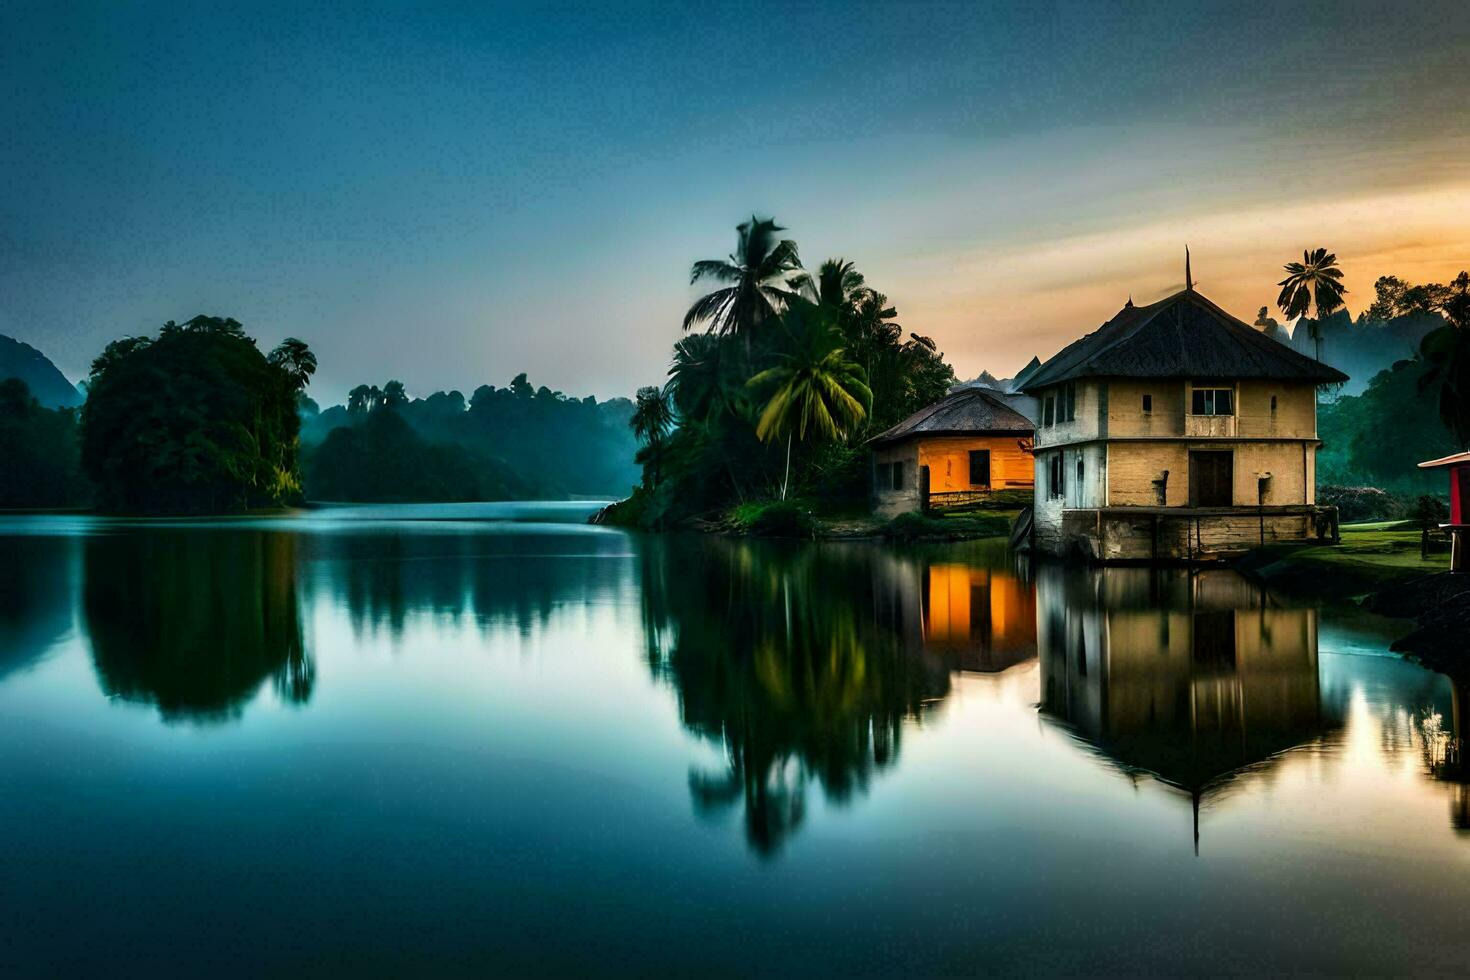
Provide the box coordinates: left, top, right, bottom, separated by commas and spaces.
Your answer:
926, 485, 1033, 511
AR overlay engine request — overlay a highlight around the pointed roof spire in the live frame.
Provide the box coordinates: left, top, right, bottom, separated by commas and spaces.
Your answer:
1125, 294, 1134, 308
1185, 245, 1193, 292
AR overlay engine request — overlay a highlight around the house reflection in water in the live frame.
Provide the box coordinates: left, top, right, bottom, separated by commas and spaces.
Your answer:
1037, 565, 1336, 845
868, 544, 1038, 674
922, 561, 1036, 672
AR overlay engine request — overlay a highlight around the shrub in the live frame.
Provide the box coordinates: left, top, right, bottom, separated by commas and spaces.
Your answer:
1411, 494, 1450, 528
738, 500, 816, 538
1318, 485, 1408, 523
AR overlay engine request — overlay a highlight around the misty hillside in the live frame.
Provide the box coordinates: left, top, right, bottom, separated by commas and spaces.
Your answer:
0, 335, 83, 408
1285, 310, 1442, 396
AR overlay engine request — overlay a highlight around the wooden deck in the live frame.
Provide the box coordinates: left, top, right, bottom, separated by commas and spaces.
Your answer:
1040, 504, 1340, 563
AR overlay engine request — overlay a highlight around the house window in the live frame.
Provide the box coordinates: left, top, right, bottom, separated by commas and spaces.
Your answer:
1049, 452, 1065, 499
1076, 455, 1083, 487
1191, 387, 1234, 416
968, 449, 991, 488
1270, 395, 1278, 415
1142, 394, 1152, 413
1042, 395, 1055, 427
1064, 383, 1077, 422
891, 462, 905, 490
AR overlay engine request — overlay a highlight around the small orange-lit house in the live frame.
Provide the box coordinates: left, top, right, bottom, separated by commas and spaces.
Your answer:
869, 387, 1035, 516
1418, 450, 1470, 572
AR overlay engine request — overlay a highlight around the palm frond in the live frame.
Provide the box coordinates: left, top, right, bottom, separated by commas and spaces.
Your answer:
683, 287, 737, 332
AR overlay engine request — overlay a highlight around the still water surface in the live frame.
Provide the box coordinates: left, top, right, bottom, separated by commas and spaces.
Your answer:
2, 503, 1468, 974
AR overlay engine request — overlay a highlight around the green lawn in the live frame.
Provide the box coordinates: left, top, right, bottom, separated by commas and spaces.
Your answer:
1243, 524, 1447, 596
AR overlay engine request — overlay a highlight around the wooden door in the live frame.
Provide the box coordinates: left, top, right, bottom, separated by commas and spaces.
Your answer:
1189, 451, 1233, 507
968, 449, 991, 489
919, 465, 931, 511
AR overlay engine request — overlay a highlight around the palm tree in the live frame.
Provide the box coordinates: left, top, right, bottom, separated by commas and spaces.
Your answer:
844, 288, 901, 383
747, 302, 872, 500
668, 332, 742, 423
347, 384, 376, 417
684, 216, 805, 350
268, 338, 317, 391
631, 384, 675, 487
1419, 271, 1470, 446
1277, 248, 1348, 360
814, 258, 866, 313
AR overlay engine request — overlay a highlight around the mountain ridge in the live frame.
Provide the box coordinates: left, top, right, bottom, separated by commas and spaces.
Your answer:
0, 334, 84, 408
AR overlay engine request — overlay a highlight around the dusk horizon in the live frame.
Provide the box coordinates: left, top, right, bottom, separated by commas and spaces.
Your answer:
6, 1, 1469, 404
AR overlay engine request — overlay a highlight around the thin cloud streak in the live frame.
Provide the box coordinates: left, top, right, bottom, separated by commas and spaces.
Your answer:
905, 181, 1470, 379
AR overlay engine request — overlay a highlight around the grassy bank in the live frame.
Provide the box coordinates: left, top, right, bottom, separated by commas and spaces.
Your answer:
598, 489, 1026, 541
1238, 520, 1447, 597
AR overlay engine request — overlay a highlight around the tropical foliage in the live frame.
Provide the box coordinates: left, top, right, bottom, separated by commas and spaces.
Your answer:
614, 216, 955, 527
630, 384, 675, 490
683, 215, 805, 346
748, 302, 872, 499
639, 536, 949, 854
1418, 272, 1470, 446
1317, 270, 1470, 491
80, 316, 312, 514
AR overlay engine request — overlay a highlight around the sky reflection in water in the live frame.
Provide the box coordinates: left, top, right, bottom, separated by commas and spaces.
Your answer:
1, 506, 1467, 974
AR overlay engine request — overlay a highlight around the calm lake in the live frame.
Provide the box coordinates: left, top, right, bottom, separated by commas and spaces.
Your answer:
3, 503, 1468, 975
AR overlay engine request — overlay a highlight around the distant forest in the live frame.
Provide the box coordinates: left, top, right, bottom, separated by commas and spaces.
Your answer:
0, 318, 638, 512
300, 374, 639, 502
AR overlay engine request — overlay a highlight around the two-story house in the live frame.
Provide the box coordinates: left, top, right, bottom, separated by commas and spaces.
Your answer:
1020, 287, 1348, 560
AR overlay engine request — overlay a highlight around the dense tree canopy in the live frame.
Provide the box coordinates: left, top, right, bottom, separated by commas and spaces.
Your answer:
614, 216, 956, 527
0, 378, 89, 508
80, 316, 311, 514
302, 372, 640, 500
304, 406, 533, 502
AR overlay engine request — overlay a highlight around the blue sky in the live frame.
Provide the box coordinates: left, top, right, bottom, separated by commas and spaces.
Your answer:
4, 1, 1469, 403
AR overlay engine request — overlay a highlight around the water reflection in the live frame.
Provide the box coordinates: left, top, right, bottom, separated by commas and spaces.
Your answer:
83, 529, 313, 723
0, 536, 75, 679
640, 537, 957, 855
9, 512, 1470, 972
1038, 566, 1338, 842
1419, 671, 1470, 832
917, 554, 1036, 671
300, 527, 631, 640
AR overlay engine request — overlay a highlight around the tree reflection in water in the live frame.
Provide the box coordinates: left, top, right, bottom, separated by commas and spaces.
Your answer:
83, 529, 313, 723
0, 535, 75, 680
300, 529, 632, 642
1417, 672, 1470, 833
640, 537, 953, 856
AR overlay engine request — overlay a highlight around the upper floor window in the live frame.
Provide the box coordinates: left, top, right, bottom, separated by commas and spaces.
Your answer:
1191, 387, 1234, 416
1142, 394, 1152, 413
1063, 383, 1077, 422
1043, 395, 1055, 427
1270, 395, 1278, 415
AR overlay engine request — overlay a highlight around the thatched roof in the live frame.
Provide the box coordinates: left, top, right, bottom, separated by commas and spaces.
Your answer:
1021, 289, 1350, 391
870, 387, 1034, 446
